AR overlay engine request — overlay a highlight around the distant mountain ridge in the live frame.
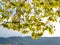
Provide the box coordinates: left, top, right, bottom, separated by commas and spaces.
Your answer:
0, 37, 60, 45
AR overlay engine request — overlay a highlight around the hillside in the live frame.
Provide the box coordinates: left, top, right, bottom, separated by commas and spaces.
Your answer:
0, 37, 60, 45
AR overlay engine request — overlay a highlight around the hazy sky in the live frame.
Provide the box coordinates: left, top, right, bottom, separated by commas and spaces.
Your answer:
0, 21, 60, 38
0, 26, 31, 37
0, 0, 60, 38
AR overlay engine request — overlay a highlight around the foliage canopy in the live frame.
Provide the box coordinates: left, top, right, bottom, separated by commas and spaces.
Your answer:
0, 0, 60, 39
